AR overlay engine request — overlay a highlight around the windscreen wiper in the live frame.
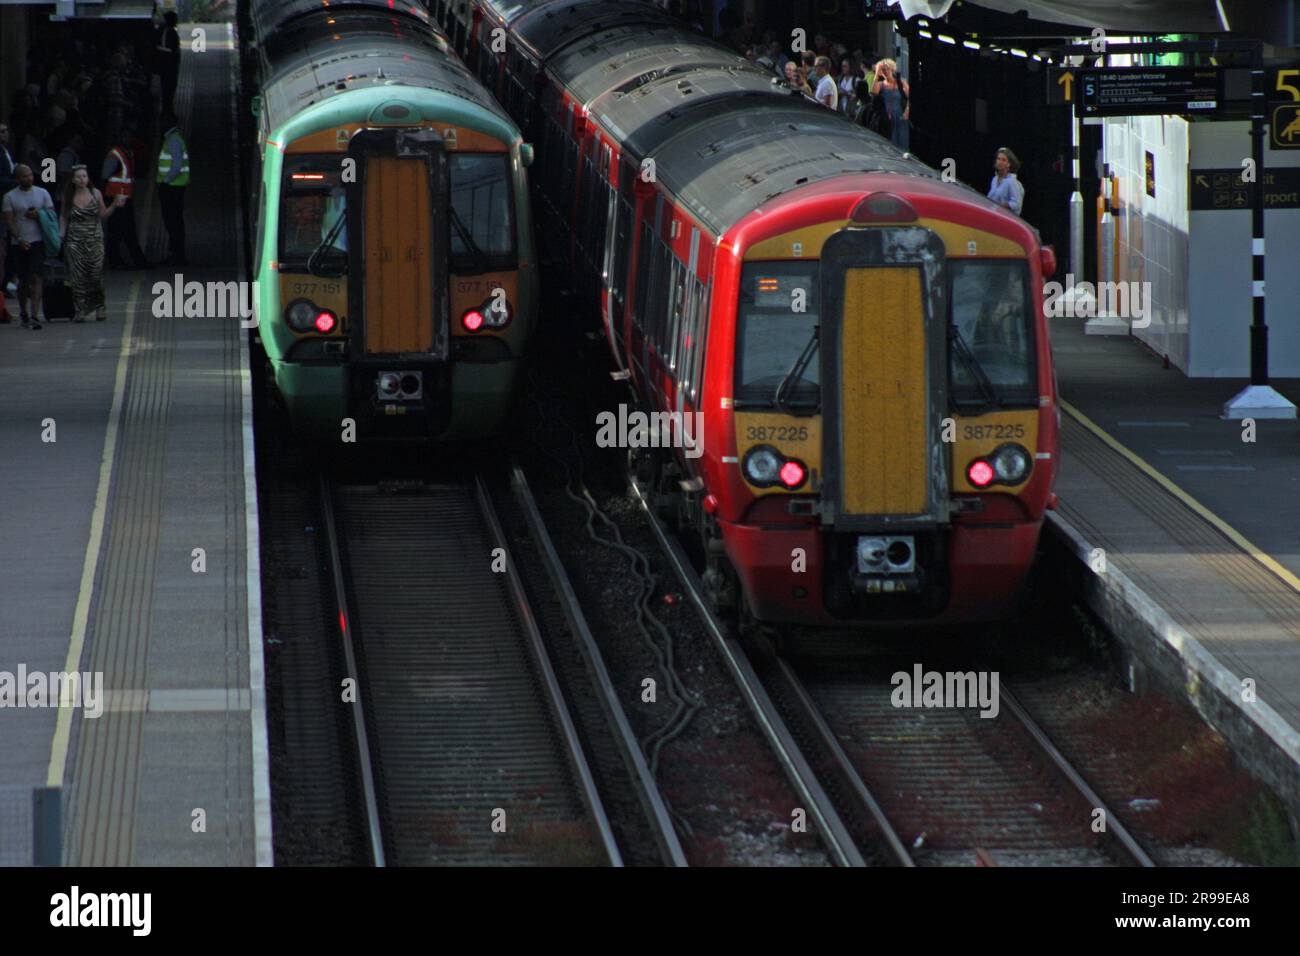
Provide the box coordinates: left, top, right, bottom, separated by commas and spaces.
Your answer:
449, 204, 491, 274
949, 325, 1000, 408
307, 211, 348, 277
773, 325, 820, 416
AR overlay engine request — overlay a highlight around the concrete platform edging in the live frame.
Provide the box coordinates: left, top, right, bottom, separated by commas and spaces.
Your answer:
1044, 511, 1300, 826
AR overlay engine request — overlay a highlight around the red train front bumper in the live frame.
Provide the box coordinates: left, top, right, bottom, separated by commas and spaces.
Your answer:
720, 518, 1044, 627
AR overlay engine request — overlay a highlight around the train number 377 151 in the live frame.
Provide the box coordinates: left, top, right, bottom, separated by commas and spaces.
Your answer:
963, 423, 1025, 440
747, 425, 810, 442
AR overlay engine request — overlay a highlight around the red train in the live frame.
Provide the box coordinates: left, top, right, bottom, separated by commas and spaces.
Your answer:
433, 0, 1061, 626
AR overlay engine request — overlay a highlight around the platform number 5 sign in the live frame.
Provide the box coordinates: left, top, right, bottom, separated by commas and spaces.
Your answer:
1270, 69, 1300, 149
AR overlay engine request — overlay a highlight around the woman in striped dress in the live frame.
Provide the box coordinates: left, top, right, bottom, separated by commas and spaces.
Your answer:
59, 165, 125, 322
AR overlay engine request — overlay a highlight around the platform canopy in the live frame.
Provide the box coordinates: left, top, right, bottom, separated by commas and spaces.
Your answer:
888, 0, 1226, 33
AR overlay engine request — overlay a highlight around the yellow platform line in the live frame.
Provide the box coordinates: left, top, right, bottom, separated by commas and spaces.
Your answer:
1060, 398, 1300, 597
46, 279, 141, 787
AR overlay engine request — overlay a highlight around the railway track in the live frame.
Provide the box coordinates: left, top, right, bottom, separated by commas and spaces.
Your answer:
774, 655, 1157, 867
319, 474, 618, 865
628, 478, 876, 867
631, 479, 1158, 868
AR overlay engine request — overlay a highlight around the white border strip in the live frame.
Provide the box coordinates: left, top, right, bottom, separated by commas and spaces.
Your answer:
228, 20, 274, 866
1046, 510, 1300, 765
241, 302, 273, 867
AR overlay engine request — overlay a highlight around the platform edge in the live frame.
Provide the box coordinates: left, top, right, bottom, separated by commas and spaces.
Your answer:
1044, 510, 1300, 828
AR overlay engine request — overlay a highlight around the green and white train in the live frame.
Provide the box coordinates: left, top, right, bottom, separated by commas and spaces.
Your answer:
245, 0, 537, 441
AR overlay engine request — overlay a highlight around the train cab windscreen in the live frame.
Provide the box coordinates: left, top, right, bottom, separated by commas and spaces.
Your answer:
449, 153, 516, 273
948, 259, 1036, 406
280, 157, 348, 271
735, 262, 820, 409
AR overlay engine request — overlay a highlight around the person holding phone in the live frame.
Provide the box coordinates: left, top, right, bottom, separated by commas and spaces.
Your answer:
870, 58, 911, 149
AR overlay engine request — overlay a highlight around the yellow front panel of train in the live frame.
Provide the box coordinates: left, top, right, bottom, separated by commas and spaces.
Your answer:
364, 157, 432, 354
840, 267, 927, 515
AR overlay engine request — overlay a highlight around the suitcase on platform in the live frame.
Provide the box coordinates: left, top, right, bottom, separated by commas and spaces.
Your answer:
41, 255, 75, 321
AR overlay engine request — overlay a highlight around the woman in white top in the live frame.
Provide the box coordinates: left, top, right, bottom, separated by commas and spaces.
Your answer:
837, 57, 857, 114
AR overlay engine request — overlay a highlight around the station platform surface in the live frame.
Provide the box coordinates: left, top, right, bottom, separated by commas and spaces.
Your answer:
0, 22, 268, 865
1050, 315, 1300, 736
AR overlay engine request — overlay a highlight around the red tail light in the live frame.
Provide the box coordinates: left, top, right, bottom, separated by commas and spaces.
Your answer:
967, 460, 995, 488
462, 309, 484, 332
314, 311, 337, 333
779, 460, 807, 489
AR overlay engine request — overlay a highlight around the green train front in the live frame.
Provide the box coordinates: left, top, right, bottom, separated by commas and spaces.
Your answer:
248, 0, 537, 441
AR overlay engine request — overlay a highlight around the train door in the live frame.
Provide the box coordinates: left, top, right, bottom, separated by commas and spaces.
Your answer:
817, 227, 949, 529
346, 128, 450, 363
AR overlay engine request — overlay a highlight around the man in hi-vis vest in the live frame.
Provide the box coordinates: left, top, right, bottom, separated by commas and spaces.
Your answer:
156, 111, 189, 267
102, 130, 149, 269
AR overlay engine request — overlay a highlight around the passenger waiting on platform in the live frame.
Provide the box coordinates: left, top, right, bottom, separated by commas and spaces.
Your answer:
988, 147, 1025, 216
871, 59, 910, 149
813, 56, 838, 111
102, 131, 149, 269
154, 12, 182, 115
3, 164, 56, 329
838, 58, 857, 114
156, 112, 190, 267
784, 61, 812, 97
60, 165, 124, 323
850, 80, 875, 129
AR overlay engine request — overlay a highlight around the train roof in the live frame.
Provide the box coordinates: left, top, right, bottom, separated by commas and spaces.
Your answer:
511, 0, 677, 64
477, 0, 552, 26
249, 0, 430, 41
551, 21, 767, 108
258, 10, 509, 134
533, 12, 940, 235
658, 104, 939, 234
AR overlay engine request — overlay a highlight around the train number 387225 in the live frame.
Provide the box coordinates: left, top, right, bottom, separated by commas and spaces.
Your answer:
747, 425, 810, 442
963, 424, 1025, 440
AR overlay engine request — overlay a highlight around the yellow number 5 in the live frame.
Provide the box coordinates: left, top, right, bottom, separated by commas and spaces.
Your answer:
1277, 69, 1300, 101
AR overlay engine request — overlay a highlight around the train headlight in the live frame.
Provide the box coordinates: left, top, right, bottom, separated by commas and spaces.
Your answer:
743, 446, 783, 486
285, 298, 319, 332
990, 444, 1032, 485
482, 294, 512, 329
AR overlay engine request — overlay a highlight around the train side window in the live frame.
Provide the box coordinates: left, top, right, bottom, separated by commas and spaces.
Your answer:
634, 218, 654, 332
543, 117, 562, 199
690, 280, 710, 403
650, 240, 674, 363
560, 121, 578, 218
678, 276, 699, 398
612, 163, 634, 308
667, 258, 686, 375
581, 139, 601, 260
